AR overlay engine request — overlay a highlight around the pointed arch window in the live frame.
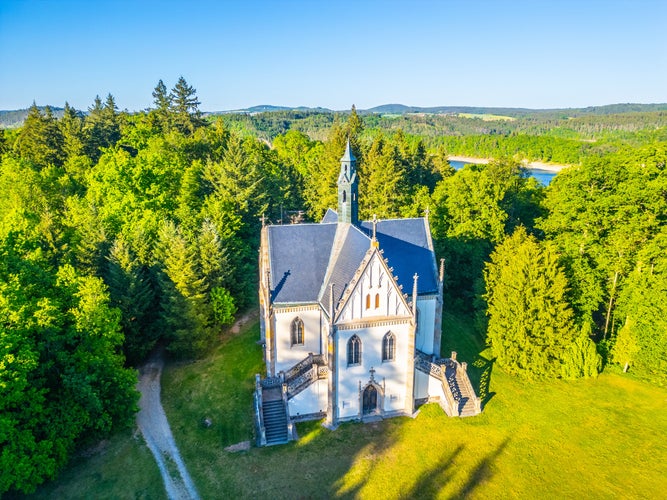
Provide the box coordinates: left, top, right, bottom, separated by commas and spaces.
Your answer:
374, 293, 380, 309
348, 335, 361, 366
382, 331, 395, 362
365, 294, 371, 310
343, 190, 347, 203
291, 317, 304, 346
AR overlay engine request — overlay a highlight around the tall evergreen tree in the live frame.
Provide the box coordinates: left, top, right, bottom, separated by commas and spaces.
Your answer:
484, 227, 600, 379
13, 103, 64, 167
151, 79, 172, 131
169, 76, 205, 135
104, 238, 158, 364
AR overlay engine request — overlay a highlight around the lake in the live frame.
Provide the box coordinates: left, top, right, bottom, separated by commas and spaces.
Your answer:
449, 160, 556, 186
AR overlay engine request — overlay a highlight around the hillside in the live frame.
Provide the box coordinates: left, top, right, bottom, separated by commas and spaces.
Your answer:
4, 103, 667, 129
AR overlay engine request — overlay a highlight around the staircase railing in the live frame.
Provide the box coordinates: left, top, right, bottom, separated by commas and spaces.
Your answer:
282, 383, 295, 441
284, 353, 325, 381
286, 362, 328, 398
456, 362, 482, 413
254, 374, 267, 446
415, 351, 458, 416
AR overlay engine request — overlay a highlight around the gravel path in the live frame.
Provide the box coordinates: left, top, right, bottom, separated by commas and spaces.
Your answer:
137, 352, 200, 500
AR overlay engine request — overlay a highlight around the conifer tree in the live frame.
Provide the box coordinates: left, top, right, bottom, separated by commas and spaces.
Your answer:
484, 227, 599, 379
104, 238, 158, 364
151, 79, 172, 131
156, 220, 212, 356
169, 76, 205, 135
14, 103, 64, 167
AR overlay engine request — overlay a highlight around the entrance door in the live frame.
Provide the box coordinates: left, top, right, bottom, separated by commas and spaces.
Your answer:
362, 385, 378, 415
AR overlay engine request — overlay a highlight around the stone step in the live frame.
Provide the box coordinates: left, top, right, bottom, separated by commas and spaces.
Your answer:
262, 399, 288, 445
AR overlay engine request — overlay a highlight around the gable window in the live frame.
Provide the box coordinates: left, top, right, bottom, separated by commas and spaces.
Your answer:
365, 294, 371, 310
348, 335, 361, 366
375, 293, 380, 309
382, 331, 395, 362
291, 317, 304, 346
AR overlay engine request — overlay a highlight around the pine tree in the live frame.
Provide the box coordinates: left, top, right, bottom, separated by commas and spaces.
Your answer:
156, 221, 212, 356
14, 103, 64, 167
484, 227, 599, 379
151, 79, 171, 131
104, 238, 158, 364
169, 76, 205, 135
84, 94, 121, 161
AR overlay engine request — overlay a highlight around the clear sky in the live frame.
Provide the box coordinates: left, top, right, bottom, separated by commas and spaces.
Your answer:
1, 0, 666, 112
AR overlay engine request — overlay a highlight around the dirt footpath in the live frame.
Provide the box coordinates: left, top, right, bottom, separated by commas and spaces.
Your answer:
136, 352, 200, 500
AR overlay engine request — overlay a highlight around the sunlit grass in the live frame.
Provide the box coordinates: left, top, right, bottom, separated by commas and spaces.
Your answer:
27, 431, 165, 500
29, 311, 667, 498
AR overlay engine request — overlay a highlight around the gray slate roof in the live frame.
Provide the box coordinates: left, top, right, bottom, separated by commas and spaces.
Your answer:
267, 223, 337, 303
267, 215, 438, 306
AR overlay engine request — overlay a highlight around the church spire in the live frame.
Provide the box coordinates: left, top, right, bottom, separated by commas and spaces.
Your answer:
337, 138, 359, 225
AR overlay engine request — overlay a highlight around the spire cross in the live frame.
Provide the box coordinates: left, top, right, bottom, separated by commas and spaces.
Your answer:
369, 366, 376, 382
372, 214, 378, 240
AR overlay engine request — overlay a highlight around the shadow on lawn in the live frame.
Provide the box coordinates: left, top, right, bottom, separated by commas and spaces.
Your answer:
451, 437, 510, 498
471, 356, 496, 408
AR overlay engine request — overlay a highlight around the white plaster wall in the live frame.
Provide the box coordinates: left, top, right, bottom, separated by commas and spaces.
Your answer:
288, 378, 328, 417
274, 307, 323, 373
415, 369, 447, 402
414, 369, 430, 400
415, 296, 437, 355
335, 321, 411, 420
339, 256, 409, 323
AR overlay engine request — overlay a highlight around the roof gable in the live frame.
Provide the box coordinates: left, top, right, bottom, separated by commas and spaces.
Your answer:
359, 218, 439, 294
335, 247, 412, 323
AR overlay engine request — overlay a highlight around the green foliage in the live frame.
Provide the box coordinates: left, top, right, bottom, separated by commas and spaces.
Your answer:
540, 143, 667, 342
430, 159, 542, 311
484, 227, 599, 379
210, 287, 237, 326
13, 103, 65, 167
169, 76, 205, 135
0, 236, 137, 495
612, 231, 667, 383
104, 239, 159, 364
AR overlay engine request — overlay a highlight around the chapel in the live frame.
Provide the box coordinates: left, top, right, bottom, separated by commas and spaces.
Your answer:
254, 140, 480, 446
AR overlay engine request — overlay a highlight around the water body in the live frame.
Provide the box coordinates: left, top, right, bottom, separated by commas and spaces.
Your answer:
449, 160, 556, 186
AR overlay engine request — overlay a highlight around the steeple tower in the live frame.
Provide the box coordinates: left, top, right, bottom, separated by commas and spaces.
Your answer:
337, 139, 359, 224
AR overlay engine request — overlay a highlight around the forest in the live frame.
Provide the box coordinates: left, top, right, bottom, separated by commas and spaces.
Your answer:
1, 79, 666, 495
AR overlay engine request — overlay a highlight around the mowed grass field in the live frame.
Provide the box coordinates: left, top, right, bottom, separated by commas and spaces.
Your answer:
29, 312, 667, 499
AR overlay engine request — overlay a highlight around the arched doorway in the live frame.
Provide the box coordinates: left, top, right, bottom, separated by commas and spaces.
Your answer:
362, 385, 378, 415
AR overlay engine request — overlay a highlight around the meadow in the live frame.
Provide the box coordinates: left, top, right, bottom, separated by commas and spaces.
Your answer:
29, 312, 667, 499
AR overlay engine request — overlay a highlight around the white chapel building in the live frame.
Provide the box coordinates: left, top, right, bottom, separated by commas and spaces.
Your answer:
254, 141, 480, 446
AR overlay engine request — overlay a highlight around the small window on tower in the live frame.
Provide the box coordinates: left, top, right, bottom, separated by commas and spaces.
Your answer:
343, 190, 347, 203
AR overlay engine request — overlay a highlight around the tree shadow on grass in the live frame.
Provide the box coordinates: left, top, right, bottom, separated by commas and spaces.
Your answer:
450, 437, 510, 498
471, 356, 496, 408
402, 445, 465, 499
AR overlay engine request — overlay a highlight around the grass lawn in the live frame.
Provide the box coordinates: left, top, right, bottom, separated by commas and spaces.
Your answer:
159, 312, 667, 499
26, 431, 165, 500
26, 311, 667, 498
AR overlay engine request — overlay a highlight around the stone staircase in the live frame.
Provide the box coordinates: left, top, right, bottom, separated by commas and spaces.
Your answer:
254, 354, 327, 447
416, 350, 482, 417
445, 363, 478, 417
261, 387, 289, 446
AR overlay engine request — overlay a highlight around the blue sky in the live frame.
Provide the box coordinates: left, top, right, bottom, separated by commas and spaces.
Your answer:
1, 0, 665, 111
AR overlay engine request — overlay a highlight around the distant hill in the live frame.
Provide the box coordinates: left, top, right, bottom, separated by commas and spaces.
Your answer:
207, 105, 333, 115
362, 103, 667, 117
0, 106, 65, 128
3, 103, 667, 128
